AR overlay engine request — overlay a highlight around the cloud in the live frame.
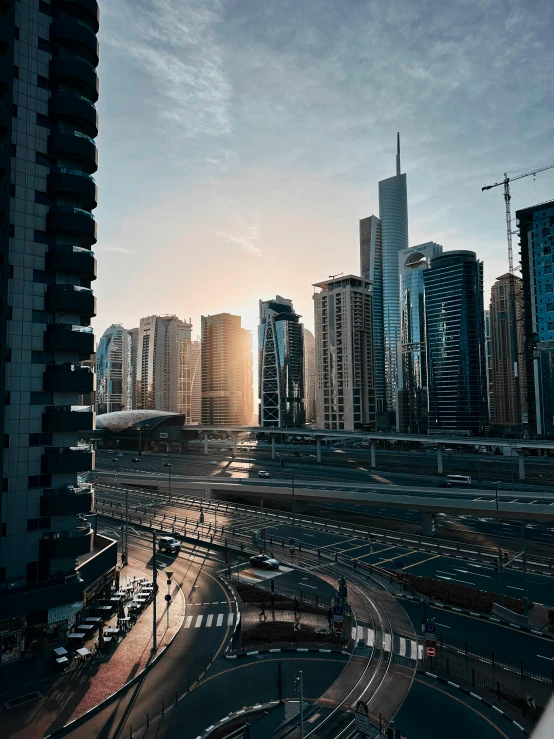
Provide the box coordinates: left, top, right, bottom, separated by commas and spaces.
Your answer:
101, 247, 135, 255
216, 217, 262, 257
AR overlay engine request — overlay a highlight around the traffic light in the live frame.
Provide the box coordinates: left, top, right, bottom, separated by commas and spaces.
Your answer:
293, 673, 300, 692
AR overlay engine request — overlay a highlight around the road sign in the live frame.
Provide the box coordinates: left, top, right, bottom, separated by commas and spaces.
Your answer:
166, 571, 174, 580
293, 622, 301, 632
289, 538, 295, 546
425, 621, 436, 634
396, 561, 404, 569
164, 594, 171, 602
527, 695, 536, 709
425, 639, 436, 657
354, 700, 370, 735
334, 625, 343, 636
333, 605, 343, 617
290, 548, 295, 556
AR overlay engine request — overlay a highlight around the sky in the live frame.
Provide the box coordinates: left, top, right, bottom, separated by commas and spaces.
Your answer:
93, 0, 554, 347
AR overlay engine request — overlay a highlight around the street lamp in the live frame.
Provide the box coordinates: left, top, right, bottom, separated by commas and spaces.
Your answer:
164, 462, 172, 500
137, 425, 147, 456
493, 480, 504, 606
292, 469, 295, 527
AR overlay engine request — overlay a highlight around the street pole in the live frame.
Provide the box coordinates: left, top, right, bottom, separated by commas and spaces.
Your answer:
494, 481, 504, 606
299, 670, 304, 739
138, 426, 142, 456
521, 515, 528, 617
152, 531, 158, 651
168, 464, 171, 500
292, 470, 295, 528
125, 485, 129, 564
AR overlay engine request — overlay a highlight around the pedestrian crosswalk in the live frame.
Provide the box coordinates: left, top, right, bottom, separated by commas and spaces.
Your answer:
352, 626, 418, 659
184, 612, 237, 629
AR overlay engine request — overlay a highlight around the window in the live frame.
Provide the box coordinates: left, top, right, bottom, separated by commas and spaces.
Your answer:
11, 143, 16, 157
2, 478, 7, 493
28, 474, 52, 489
10, 183, 14, 197
30, 391, 52, 404
546, 284, 553, 293
39, 1, 52, 15
36, 113, 49, 128
549, 322, 554, 331
37, 75, 49, 91
35, 191, 52, 206
33, 269, 55, 284
35, 151, 51, 168
14, 27, 19, 41
37, 37, 49, 53
29, 433, 52, 446
31, 350, 53, 363
27, 517, 50, 532
5, 391, 10, 405
32, 310, 53, 324
0, 522, 6, 537
11, 104, 17, 117
34, 229, 51, 244
8, 223, 14, 237
13, 65, 18, 79
3, 434, 8, 448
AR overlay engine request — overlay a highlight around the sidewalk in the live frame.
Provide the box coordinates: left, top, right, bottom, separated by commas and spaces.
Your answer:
0, 558, 185, 739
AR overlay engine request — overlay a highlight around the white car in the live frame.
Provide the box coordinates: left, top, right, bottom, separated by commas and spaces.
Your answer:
209, 461, 218, 465
258, 471, 271, 478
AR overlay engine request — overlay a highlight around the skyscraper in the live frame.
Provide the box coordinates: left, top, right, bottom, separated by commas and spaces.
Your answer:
189, 338, 202, 424
484, 310, 495, 424
313, 276, 375, 431
177, 318, 192, 421
359, 215, 385, 421
201, 313, 253, 426
258, 296, 305, 427
397, 242, 443, 432
423, 251, 488, 435
517, 200, 554, 437
0, 0, 115, 652
96, 325, 132, 415
303, 328, 316, 425
378, 134, 409, 423
136, 315, 179, 412
489, 274, 527, 435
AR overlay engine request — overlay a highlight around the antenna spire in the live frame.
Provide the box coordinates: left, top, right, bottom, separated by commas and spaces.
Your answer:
396, 132, 401, 176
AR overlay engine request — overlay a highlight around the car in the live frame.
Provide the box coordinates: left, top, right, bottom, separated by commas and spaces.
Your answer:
209, 461, 218, 465
249, 553, 280, 570
132, 458, 141, 462
112, 458, 119, 462
258, 471, 271, 478
158, 536, 181, 553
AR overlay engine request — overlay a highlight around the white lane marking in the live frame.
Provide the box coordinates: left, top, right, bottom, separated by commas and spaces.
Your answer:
436, 623, 451, 629
357, 626, 364, 643
367, 628, 375, 647
206, 615, 213, 627
227, 613, 234, 626
538, 654, 554, 661
384, 633, 392, 652
507, 586, 524, 591
195, 615, 203, 628
399, 637, 407, 657
217, 614, 224, 627
184, 616, 193, 628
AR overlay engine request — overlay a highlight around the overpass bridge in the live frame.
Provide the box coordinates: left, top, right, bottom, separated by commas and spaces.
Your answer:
183, 426, 554, 481
100, 471, 554, 535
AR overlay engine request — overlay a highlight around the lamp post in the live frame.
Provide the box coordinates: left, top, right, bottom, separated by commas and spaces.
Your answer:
164, 462, 172, 500
292, 469, 295, 528
494, 481, 504, 606
137, 425, 146, 456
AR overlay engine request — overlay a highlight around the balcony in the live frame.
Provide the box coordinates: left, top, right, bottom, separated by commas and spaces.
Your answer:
48, 130, 97, 174
49, 93, 98, 138
41, 445, 94, 475
46, 245, 97, 281
48, 167, 97, 210
43, 406, 94, 433
45, 284, 96, 317
50, 19, 99, 68
40, 484, 93, 516
43, 363, 95, 393
39, 524, 93, 559
52, 0, 100, 33
50, 55, 99, 102
44, 324, 94, 356
47, 206, 97, 246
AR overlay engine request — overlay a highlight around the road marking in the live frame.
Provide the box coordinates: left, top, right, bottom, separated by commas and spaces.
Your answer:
227, 613, 234, 626
206, 615, 213, 628
537, 654, 554, 661
453, 568, 491, 579
437, 574, 475, 586
184, 616, 193, 628
217, 614, 224, 627
507, 586, 524, 591
436, 623, 451, 628
401, 554, 441, 570
376, 550, 418, 566
195, 615, 203, 628
399, 637, 407, 656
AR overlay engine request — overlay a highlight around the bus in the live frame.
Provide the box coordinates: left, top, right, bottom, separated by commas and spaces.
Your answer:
445, 474, 472, 486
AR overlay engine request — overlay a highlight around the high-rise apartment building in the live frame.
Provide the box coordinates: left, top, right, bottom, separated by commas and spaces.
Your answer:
189, 338, 202, 424
0, 0, 116, 654
359, 215, 385, 421
258, 296, 305, 427
484, 310, 495, 424
423, 251, 488, 435
136, 315, 179, 412
177, 318, 192, 421
397, 242, 443, 433
378, 134, 409, 423
127, 327, 138, 410
313, 276, 375, 431
303, 328, 316, 425
96, 325, 136, 415
201, 313, 253, 426
517, 200, 554, 437
489, 274, 527, 435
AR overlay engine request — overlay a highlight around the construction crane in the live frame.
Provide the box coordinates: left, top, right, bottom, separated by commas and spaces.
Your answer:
482, 162, 554, 433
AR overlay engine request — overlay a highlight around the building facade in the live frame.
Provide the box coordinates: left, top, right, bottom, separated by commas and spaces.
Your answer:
397, 242, 443, 433
96, 325, 132, 415
303, 328, 316, 425
0, 0, 116, 660
201, 313, 252, 426
517, 200, 554, 438
189, 338, 202, 424
423, 251, 488, 435
359, 215, 385, 422
378, 134, 409, 423
489, 274, 527, 435
136, 315, 179, 413
177, 318, 192, 421
484, 310, 495, 424
258, 296, 305, 427
313, 276, 375, 431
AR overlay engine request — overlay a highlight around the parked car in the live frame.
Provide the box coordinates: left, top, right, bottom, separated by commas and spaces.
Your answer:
158, 536, 181, 553
210, 461, 218, 465
258, 471, 271, 478
249, 553, 280, 570
132, 457, 141, 462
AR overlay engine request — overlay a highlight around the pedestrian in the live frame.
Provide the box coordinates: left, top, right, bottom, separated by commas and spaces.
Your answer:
294, 597, 298, 617
259, 600, 266, 621
327, 607, 333, 627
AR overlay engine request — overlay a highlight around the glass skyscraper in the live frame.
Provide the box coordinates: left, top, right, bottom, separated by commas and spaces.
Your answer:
259, 296, 305, 427
378, 135, 408, 423
517, 200, 554, 437
423, 251, 488, 435
397, 242, 443, 432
